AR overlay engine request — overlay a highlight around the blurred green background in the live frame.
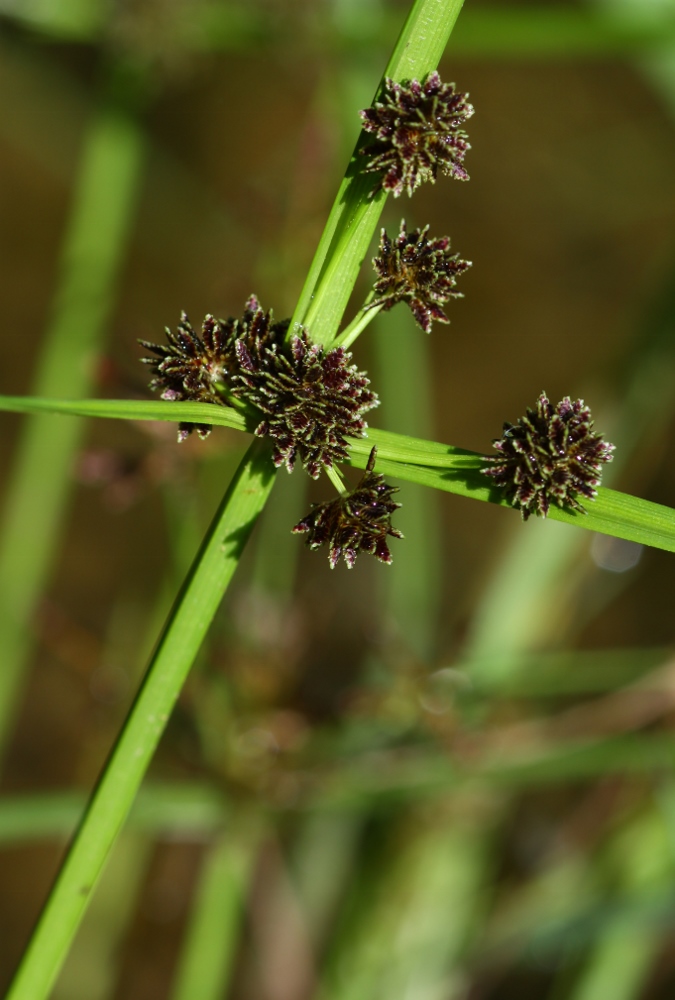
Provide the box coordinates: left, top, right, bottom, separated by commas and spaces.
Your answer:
1, 0, 675, 997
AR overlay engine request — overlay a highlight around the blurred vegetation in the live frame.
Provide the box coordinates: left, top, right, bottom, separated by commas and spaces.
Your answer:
1, 0, 675, 997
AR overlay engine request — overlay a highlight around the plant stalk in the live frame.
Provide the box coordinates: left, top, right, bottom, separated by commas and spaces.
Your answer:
6, 438, 276, 1000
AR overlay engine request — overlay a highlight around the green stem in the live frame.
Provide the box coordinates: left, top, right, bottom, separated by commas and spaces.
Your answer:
334, 302, 384, 350
6, 439, 276, 1000
325, 463, 348, 495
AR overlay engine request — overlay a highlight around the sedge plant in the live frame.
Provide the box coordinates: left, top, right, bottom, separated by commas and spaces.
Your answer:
2, 0, 675, 996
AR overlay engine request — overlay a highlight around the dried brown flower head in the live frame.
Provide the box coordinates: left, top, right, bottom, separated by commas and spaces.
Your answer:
370, 221, 471, 332
482, 392, 615, 520
360, 71, 474, 198
141, 296, 378, 476
293, 448, 403, 568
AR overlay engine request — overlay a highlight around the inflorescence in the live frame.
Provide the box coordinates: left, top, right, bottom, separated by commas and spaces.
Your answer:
360, 71, 474, 198
369, 221, 471, 333
482, 392, 615, 520
293, 448, 403, 569
140, 296, 378, 478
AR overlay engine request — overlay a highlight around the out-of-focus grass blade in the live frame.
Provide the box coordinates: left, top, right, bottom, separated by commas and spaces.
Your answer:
467, 647, 670, 697
6, 439, 275, 1000
6, 0, 673, 57
371, 308, 442, 660
0, 784, 228, 844
0, 90, 145, 756
171, 823, 261, 1000
53, 834, 152, 1000
251, 468, 307, 599
566, 804, 675, 1000
291, 812, 364, 953
450, 6, 675, 57
309, 733, 675, 809
318, 811, 491, 1000
0, 0, 105, 39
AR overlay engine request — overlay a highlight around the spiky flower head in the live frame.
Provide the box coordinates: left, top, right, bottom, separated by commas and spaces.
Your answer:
293, 448, 403, 568
140, 311, 240, 441
482, 392, 615, 520
140, 296, 378, 476
369, 221, 471, 333
360, 71, 474, 198
233, 328, 378, 479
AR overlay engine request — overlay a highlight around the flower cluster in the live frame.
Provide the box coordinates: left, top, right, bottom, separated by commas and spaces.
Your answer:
360, 71, 474, 198
482, 392, 615, 520
232, 326, 378, 478
369, 221, 471, 333
293, 448, 402, 568
141, 296, 378, 477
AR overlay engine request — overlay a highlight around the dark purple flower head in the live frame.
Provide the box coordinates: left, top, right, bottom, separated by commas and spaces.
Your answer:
140, 296, 378, 476
293, 448, 403, 568
233, 329, 378, 479
360, 71, 474, 198
140, 311, 239, 440
370, 221, 471, 333
482, 392, 615, 520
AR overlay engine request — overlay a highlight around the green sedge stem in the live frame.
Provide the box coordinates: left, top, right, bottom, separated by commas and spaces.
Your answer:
325, 464, 348, 495
6, 439, 276, 1000
334, 302, 384, 351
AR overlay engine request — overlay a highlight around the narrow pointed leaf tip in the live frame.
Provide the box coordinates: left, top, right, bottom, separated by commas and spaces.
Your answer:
360, 70, 474, 198
482, 391, 615, 520
293, 447, 403, 569
140, 296, 379, 478
369, 220, 471, 333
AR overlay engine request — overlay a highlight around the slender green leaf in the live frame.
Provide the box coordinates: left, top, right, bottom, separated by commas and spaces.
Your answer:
0, 395, 249, 433
346, 448, 675, 554
6, 439, 276, 1000
2, 396, 674, 552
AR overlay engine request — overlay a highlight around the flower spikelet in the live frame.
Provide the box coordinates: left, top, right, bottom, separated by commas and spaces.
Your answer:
293, 448, 403, 568
233, 330, 378, 478
370, 221, 471, 332
482, 392, 615, 520
140, 311, 239, 441
360, 71, 474, 197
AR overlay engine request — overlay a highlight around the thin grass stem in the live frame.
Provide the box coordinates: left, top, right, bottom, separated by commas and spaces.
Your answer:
334, 302, 384, 351
6, 439, 276, 1000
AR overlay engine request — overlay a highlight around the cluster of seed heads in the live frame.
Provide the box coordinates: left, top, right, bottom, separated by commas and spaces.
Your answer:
482, 392, 615, 520
293, 448, 403, 569
140, 70, 614, 566
370, 220, 471, 333
360, 71, 474, 198
141, 296, 378, 479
